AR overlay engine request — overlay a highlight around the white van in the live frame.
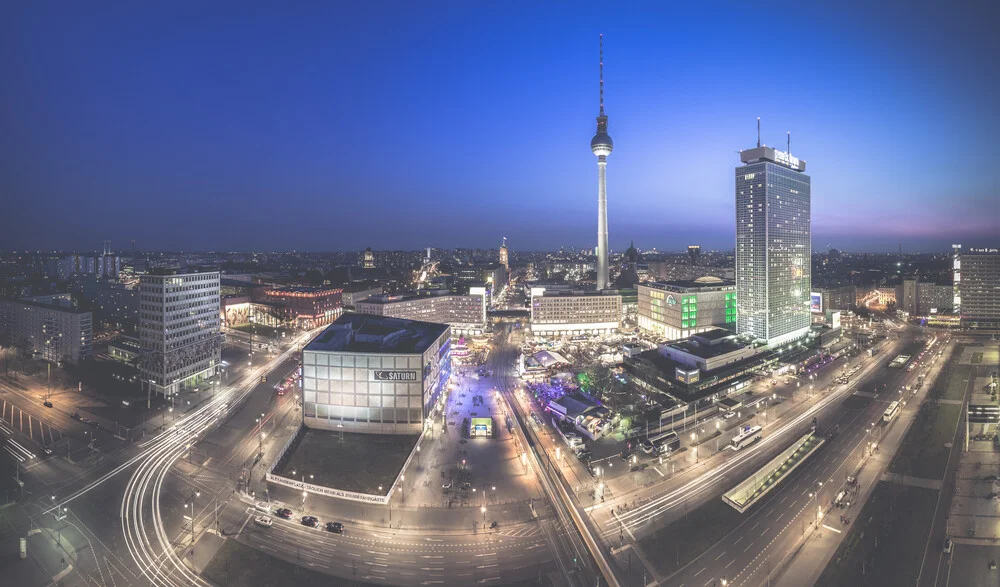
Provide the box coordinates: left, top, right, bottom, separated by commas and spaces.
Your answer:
254, 502, 271, 513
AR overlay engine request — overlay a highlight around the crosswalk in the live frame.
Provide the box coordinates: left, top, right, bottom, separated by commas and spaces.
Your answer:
496, 523, 544, 538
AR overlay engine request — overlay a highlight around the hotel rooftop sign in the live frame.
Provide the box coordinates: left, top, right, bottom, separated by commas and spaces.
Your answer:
739, 146, 806, 172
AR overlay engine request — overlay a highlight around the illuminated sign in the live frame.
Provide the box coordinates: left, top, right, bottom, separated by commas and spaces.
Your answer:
372, 370, 419, 382
810, 292, 822, 313
667, 295, 677, 305
774, 149, 801, 169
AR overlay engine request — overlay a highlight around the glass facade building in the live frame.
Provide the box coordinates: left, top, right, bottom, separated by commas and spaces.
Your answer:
735, 147, 811, 346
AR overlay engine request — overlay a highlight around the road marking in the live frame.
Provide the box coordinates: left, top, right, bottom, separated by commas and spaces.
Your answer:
694, 567, 705, 577
715, 551, 726, 560
750, 521, 761, 531
821, 524, 842, 534
654, 466, 665, 477
725, 559, 735, 569
744, 541, 754, 552
734, 536, 743, 545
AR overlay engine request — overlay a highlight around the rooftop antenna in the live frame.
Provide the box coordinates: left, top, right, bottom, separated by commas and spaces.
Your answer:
757, 117, 761, 148
599, 34, 605, 116
787, 131, 790, 155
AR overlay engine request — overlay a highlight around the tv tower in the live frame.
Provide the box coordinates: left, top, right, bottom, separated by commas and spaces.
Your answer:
591, 34, 613, 291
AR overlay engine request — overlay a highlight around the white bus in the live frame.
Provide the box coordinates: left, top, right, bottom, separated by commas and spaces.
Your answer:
883, 400, 900, 423
640, 431, 680, 455
730, 425, 763, 451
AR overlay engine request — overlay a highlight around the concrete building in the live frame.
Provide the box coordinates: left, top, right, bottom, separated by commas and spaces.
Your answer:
499, 237, 509, 272
624, 328, 768, 404
355, 288, 487, 335
529, 285, 622, 336
0, 294, 92, 363
688, 245, 701, 266
638, 277, 736, 341
139, 268, 221, 398
735, 134, 811, 347
97, 281, 139, 330
960, 248, 1000, 329
301, 313, 451, 434
341, 283, 383, 309
896, 280, 954, 316
813, 285, 856, 312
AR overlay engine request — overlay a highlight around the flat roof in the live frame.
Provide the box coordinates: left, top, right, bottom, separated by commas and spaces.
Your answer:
304, 312, 448, 355
265, 286, 343, 295
739, 146, 807, 172
643, 278, 735, 292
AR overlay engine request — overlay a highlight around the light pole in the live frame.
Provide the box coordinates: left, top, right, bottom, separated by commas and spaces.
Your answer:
481, 505, 487, 527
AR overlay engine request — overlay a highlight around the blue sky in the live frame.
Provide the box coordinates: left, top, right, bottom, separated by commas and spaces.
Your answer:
1, 1, 997, 253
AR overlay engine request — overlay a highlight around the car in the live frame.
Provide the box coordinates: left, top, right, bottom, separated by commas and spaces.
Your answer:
43, 446, 53, 455
254, 502, 271, 513
301, 515, 319, 527
43, 401, 53, 408
275, 508, 292, 519
121, 400, 131, 407
441, 481, 453, 490
254, 516, 273, 528
722, 411, 736, 419
943, 538, 953, 554
326, 521, 344, 533
575, 448, 592, 460
78, 417, 90, 424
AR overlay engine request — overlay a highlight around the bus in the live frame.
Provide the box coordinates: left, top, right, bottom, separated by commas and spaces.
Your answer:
730, 425, 763, 451
640, 431, 680, 455
883, 400, 900, 423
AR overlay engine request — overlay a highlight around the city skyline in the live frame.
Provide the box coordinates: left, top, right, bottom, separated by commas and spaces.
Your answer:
1, 2, 997, 253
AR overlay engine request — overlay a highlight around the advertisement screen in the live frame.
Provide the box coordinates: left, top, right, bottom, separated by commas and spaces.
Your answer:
810, 292, 822, 313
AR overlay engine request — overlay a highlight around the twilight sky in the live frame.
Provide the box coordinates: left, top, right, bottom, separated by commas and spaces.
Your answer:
1, 1, 997, 254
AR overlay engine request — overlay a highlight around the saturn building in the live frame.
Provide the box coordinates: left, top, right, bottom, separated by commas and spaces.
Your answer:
301, 313, 451, 434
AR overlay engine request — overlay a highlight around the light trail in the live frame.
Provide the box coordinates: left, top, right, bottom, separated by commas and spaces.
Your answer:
609, 343, 898, 532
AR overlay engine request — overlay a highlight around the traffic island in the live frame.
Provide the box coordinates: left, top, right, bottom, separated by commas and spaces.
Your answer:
723, 431, 825, 513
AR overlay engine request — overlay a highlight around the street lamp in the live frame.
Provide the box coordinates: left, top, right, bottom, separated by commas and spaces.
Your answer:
481, 505, 487, 525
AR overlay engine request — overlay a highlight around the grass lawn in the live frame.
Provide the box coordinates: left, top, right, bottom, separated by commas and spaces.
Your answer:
816, 482, 938, 587
638, 497, 744, 576
274, 428, 417, 494
938, 364, 973, 402
889, 402, 961, 480
971, 352, 983, 364
203, 538, 381, 587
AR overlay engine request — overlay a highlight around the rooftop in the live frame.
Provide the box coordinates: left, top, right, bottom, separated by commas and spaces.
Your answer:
643, 277, 735, 292
739, 146, 807, 172
304, 312, 449, 355
265, 285, 343, 296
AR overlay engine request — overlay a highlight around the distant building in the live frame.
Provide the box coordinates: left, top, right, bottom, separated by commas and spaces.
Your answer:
960, 248, 1000, 329
637, 277, 736, 340
139, 268, 221, 398
262, 286, 343, 328
301, 313, 451, 434
736, 142, 811, 346
0, 294, 92, 363
362, 247, 375, 269
499, 238, 509, 272
355, 288, 487, 335
813, 285, 856, 312
895, 280, 953, 316
529, 285, 622, 336
97, 281, 139, 330
688, 245, 701, 265
341, 283, 383, 309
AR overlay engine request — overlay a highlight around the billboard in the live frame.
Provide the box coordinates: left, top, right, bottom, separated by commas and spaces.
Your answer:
810, 292, 823, 313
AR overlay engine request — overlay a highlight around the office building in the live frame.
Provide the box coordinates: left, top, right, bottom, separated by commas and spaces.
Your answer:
735, 127, 811, 346
0, 294, 92, 363
139, 268, 221, 398
529, 285, 622, 336
341, 283, 383, 309
637, 277, 737, 340
301, 313, 451, 434
97, 281, 139, 330
960, 248, 1000, 329
355, 288, 487, 335
896, 280, 953, 316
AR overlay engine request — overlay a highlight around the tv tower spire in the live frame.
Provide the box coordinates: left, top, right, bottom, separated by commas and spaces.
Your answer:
591, 34, 614, 291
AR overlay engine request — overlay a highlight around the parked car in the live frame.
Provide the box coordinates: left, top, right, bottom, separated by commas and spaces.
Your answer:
301, 515, 319, 527
254, 516, 273, 528
43, 400, 53, 408
326, 521, 344, 534
254, 502, 271, 513
575, 448, 592, 461
275, 508, 292, 519
943, 538, 953, 554
722, 411, 736, 419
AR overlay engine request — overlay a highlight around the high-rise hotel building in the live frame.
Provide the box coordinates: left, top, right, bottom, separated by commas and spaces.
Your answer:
959, 248, 1000, 329
735, 141, 811, 346
139, 268, 221, 398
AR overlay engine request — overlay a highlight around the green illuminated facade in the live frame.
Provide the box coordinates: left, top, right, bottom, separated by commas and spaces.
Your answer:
638, 277, 737, 340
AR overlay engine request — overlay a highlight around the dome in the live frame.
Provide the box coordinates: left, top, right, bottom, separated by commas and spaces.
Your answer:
694, 275, 723, 284
591, 132, 614, 156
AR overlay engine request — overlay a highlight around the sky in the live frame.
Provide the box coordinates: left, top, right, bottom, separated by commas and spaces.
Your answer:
1, 1, 997, 254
